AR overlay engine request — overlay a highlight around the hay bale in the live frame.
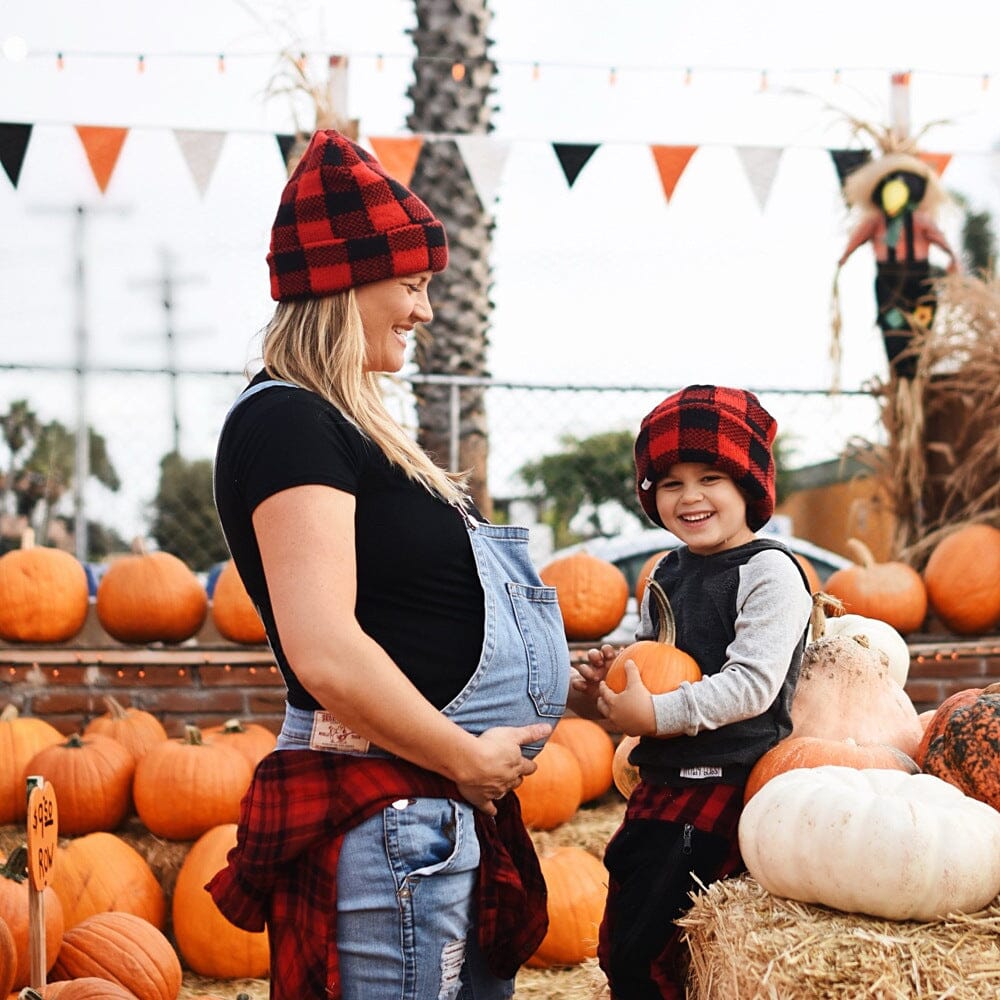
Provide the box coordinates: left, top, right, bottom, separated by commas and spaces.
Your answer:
680, 873, 1000, 999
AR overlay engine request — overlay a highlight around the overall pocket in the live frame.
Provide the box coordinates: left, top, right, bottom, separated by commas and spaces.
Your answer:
507, 582, 570, 719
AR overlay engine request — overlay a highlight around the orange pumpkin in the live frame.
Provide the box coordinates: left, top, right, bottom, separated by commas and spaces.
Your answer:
914, 686, 984, 768
171, 824, 270, 979
612, 734, 641, 799
539, 550, 629, 642
922, 683, 1000, 811
0, 915, 15, 999
549, 717, 615, 803
50, 832, 166, 931
922, 523, 1000, 635
823, 538, 927, 635
133, 725, 253, 840
526, 846, 608, 968
794, 553, 822, 595
49, 911, 181, 1000
96, 537, 208, 644
634, 549, 670, 604
514, 741, 583, 831
210, 559, 266, 644
82, 695, 168, 763
0, 846, 64, 990
0, 528, 90, 644
605, 580, 701, 695
201, 717, 277, 769
0, 705, 62, 825
742, 735, 918, 804
24, 733, 135, 835
30, 979, 139, 999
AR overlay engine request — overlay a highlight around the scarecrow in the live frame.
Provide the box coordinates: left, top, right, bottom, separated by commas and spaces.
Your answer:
836, 152, 961, 379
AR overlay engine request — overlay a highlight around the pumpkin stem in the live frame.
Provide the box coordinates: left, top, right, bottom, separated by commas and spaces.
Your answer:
183, 723, 205, 745
20, 526, 35, 550
64, 732, 86, 748
845, 537, 876, 568
647, 579, 678, 646
1, 845, 28, 883
221, 718, 246, 733
0, 703, 20, 723
103, 694, 130, 719
18, 990, 44, 1000
130, 535, 148, 556
809, 592, 845, 640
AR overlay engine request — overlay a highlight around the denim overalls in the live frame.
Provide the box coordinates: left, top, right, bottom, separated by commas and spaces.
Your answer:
222, 380, 570, 1000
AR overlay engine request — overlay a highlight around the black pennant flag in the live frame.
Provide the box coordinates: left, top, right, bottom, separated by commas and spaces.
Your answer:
0, 122, 33, 188
553, 142, 599, 188
276, 133, 299, 170
830, 148, 871, 189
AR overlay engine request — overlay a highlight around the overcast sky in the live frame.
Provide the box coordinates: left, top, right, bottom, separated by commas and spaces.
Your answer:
2, 0, 999, 534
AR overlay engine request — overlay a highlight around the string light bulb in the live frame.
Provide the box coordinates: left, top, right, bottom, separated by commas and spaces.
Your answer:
451, 61, 465, 82
376, 52, 384, 71
532, 61, 540, 81
217, 52, 225, 73
56, 51, 64, 70
137, 53, 145, 73
609, 66, 617, 86
684, 67, 692, 86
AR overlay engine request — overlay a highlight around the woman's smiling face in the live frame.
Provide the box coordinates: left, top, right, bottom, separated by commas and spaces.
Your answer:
355, 271, 434, 373
654, 462, 754, 555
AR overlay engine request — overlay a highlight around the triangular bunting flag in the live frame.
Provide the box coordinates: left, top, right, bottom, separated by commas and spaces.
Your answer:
830, 148, 872, 187
0, 122, 33, 188
74, 125, 129, 194
368, 136, 424, 186
276, 133, 299, 169
650, 145, 698, 202
454, 135, 511, 211
736, 146, 783, 211
173, 129, 227, 197
918, 150, 952, 179
552, 143, 599, 188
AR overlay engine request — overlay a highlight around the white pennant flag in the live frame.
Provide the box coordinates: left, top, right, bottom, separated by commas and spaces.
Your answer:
454, 135, 512, 211
173, 129, 227, 197
736, 145, 783, 212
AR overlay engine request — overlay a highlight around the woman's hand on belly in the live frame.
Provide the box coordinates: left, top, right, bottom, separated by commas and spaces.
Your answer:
456, 723, 552, 816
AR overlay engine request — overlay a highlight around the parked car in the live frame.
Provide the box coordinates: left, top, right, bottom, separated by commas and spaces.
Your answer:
538, 516, 849, 645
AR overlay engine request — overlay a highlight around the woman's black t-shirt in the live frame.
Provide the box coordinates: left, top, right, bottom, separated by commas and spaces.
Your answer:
213, 373, 485, 710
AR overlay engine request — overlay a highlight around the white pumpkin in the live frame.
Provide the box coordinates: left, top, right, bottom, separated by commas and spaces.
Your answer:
812, 612, 911, 687
738, 765, 1000, 921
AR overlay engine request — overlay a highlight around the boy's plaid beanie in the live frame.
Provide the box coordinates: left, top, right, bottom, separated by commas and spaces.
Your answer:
267, 129, 448, 301
634, 385, 777, 531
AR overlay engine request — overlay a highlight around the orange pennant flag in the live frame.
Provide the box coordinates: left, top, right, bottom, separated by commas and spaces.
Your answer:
368, 136, 424, 186
917, 150, 952, 179
75, 125, 129, 193
650, 144, 698, 202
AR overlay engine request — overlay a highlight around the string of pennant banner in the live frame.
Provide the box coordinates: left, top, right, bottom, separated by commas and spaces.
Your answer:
0, 119, 982, 211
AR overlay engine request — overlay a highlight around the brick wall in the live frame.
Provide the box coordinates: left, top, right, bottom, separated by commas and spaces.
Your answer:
3, 607, 999, 736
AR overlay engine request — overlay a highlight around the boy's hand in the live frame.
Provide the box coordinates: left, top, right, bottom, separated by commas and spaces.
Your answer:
597, 660, 656, 736
566, 644, 617, 719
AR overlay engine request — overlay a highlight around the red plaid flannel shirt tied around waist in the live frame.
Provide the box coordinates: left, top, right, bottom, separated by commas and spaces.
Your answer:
205, 749, 548, 1000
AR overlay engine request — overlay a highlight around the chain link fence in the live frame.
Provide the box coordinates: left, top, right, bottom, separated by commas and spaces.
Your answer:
0, 363, 882, 572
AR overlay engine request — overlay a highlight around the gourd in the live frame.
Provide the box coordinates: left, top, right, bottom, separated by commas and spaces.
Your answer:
549, 717, 615, 803
743, 735, 918, 803
823, 538, 927, 635
210, 559, 266, 644
738, 765, 1000, 921
132, 725, 253, 840
201, 717, 277, 770
605, 580, 701, 695
0, 846, 64, 990
96, 537, 208, 644
921, 684, 1000, 810
539, 550, 629, 642
50, 832, 166, 931
513, 741, 583, 830
525, 846, 608, 968
913, 684, 987, 768
612, 734, 641, 799
790, 632, 923, 759
0, 528, 90, 643
0, 914, 15, 999
25, 979, 140, 999
809, 592, 911, 687
82, 695, 168, 763
0, 704, 62, 824
922, 522, 1000, 635
171, 824, 270, 979
49, 911, 181, 1000
23, 733, 135, 835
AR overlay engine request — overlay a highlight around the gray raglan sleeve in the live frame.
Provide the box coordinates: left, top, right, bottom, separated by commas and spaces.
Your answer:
650, 550, 812, 737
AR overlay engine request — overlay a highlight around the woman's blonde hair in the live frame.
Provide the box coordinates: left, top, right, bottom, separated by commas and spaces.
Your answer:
260, 292, 469, 505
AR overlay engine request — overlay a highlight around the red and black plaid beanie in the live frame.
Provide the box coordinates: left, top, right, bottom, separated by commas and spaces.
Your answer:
267, 130, 449, 301
634, 385, 777, 531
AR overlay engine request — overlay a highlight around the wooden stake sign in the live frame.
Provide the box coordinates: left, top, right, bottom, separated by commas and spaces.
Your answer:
26, 774, 58, 989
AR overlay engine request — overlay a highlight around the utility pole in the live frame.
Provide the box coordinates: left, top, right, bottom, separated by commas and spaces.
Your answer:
131, 247, 206, 456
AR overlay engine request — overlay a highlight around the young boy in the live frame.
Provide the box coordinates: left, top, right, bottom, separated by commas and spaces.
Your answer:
574, 385, 813, 1000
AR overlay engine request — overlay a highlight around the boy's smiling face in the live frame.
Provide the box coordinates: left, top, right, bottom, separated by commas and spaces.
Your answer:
655, 462, 755, 555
